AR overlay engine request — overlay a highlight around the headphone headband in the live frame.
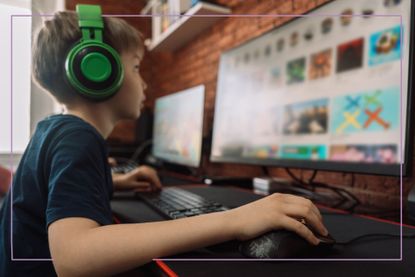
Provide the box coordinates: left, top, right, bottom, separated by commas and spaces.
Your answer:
77, 5, 104, 42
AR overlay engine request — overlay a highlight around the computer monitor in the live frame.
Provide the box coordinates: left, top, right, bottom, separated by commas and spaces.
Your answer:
210, 0, 414, 175
152, 85, 205, 167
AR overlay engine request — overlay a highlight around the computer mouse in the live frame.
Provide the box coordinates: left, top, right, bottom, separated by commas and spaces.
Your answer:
239, 230, 336, 259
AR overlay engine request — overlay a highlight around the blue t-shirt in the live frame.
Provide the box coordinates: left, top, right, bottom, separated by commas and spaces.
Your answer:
0, 114, 114, 277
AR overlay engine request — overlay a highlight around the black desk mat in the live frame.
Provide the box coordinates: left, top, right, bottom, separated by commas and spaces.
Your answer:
111, 186, 415, 276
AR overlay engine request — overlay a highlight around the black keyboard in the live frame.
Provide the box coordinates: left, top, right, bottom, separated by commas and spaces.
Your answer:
136, 187, 229, 219
111, 160, 139, 174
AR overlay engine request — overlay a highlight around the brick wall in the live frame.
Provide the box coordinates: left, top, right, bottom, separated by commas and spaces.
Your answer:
65, 0, 414, 216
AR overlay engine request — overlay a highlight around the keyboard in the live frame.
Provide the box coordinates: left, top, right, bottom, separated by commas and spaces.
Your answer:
136, 187, 229, 219
111, 160, 139, 174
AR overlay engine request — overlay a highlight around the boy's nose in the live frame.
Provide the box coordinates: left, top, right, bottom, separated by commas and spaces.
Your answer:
141, 78, 148, 91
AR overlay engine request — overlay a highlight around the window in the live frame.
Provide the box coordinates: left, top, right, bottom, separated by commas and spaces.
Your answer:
0, 1, 31, 153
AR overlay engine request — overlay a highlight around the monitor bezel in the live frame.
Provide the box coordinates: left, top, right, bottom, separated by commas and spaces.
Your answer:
209, 0, 414, 176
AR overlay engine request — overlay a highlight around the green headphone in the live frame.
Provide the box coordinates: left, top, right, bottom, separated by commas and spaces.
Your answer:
65, 4, 124, 101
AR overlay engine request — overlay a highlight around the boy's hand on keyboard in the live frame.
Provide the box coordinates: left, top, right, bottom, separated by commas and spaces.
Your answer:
112, 166, 162, 192
227, 193, 328, 245
108, 157, 117, 167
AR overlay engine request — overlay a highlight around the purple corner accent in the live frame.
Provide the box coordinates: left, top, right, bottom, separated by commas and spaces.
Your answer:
101, 13, 402, 18
154, 258, 402, 262
10, 14, 14, 261
399, 15, 404, 261
9, 12, 404, 262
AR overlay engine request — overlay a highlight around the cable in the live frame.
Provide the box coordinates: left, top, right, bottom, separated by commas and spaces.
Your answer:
284, 168, 361, 212
110, 140, 153, 173
282, 169, 329, 202
130, 139, 153, 162
309, 170, 317, 184
336, 233, 415, 245
285, 168, 344, 204
349, 173, 355, 188
312, 181, 361, 212
322, 209, 400, 217
261, 166, 270, 177
285, 168, 307, 187
304, 170, 360, 211
355, 208, 400, 216
313, 182, 350, 209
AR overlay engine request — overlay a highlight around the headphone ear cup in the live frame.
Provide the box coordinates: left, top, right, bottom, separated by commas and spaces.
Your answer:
65, 41, 124, 101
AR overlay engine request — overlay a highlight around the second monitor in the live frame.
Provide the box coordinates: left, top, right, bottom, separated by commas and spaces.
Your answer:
152, 85, 205, 168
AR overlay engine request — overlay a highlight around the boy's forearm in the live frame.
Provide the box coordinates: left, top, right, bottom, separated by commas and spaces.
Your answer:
57, 211, 236, 277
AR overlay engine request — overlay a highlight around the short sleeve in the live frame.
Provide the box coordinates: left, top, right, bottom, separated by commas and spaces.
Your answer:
46, 127, 113, 228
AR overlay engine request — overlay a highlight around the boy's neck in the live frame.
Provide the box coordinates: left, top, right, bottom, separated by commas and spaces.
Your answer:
64, 104, 116, 139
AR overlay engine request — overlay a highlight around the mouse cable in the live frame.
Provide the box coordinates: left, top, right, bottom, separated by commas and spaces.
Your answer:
354, 208, 400, 216
336, 233, 415, 245
321, 209, 400, 217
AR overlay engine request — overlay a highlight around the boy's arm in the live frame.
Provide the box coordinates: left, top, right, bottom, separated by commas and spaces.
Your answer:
49, 193, 328, 277
49, 211, 234, 277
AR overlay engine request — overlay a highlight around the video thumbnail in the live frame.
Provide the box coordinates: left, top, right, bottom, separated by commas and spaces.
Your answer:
281, 145, 327, 160
243, 145, 279, 159
331, 88, 399, 134
283, 98, 329, 135
336, 38, 364, 73
330, 144, 397, 163
286, 57, 306, 84
309, 48, 332, 80
369, 25, 401, 66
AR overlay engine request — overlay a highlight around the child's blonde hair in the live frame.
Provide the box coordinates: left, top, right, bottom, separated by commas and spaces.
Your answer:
32, 11, 144, 104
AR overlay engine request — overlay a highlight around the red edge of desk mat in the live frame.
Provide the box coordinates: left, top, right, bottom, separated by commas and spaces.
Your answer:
113, 215, 121, 224
154, 260, 179, 277
176, 184, 415, 230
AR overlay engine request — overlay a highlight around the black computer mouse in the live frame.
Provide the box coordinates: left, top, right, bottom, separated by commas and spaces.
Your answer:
239, 230, 336, 259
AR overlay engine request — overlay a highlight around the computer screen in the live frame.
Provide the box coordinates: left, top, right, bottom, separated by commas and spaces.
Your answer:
210, 0, 413, 175
152, 85, 205, 167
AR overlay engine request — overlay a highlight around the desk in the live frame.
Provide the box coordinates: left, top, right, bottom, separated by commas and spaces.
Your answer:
111, 185, 415, 277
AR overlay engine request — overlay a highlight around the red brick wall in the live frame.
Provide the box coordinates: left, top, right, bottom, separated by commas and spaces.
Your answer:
65, 0, 414, 215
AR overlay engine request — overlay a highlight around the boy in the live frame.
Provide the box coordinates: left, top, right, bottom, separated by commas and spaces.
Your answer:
0, 5, 328, 277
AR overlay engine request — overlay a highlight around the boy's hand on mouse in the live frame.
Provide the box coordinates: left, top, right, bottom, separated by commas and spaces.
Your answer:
227, 193, 328, 245
112, 166, 162, 192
